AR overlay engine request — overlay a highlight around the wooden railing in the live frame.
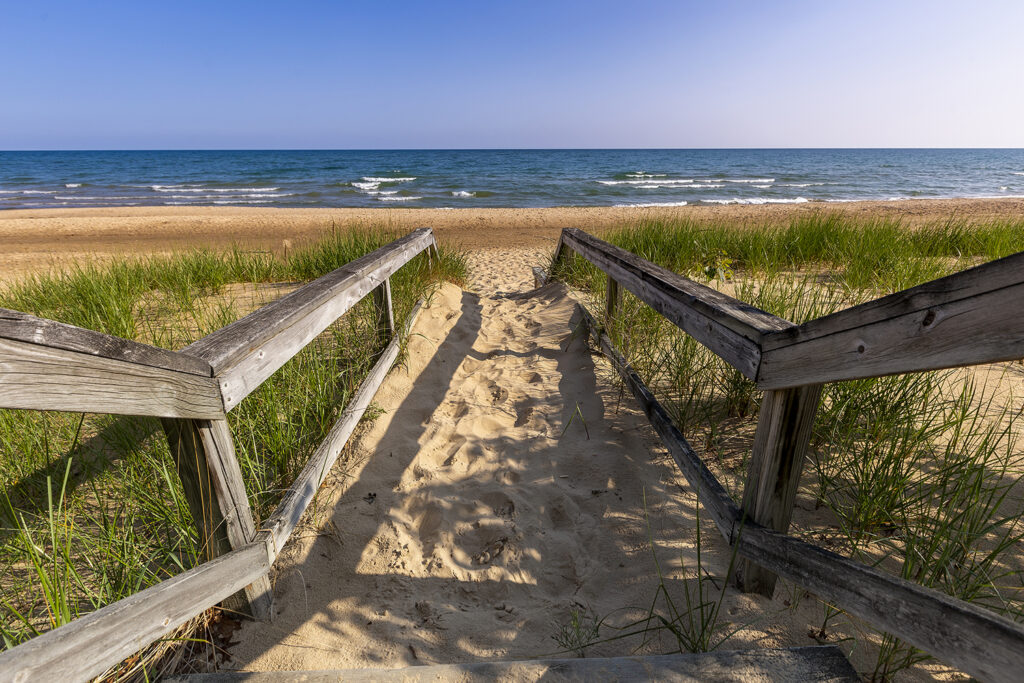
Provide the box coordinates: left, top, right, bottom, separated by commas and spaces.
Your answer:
0, 228, 439, 682
542, 228, 1024, 683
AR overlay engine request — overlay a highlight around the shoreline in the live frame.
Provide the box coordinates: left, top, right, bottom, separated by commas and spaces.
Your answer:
2, 198, 1023, 283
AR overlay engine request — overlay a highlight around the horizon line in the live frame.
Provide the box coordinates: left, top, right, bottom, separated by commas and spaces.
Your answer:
4, 146, 1024, 153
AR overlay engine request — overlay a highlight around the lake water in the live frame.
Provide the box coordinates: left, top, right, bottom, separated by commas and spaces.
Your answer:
2, 148, 1023, 210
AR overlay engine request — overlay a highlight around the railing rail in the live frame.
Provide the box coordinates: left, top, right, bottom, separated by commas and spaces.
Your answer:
0, 229, 438, 682
550, 228, 1024, 683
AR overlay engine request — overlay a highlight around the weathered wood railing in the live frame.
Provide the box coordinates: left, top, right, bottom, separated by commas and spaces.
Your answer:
0, 228, 439, 682
544, 228, 1024, 683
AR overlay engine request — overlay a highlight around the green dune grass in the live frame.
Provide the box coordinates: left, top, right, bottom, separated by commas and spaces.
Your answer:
0, 228, 466, 679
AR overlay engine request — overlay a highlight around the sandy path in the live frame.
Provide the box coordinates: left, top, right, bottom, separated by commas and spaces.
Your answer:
225, 252, 703, 671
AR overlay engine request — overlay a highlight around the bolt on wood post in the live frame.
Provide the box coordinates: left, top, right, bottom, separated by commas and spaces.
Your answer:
161, 418, 273, 620
605, 277, 620, 327
373, 276, 395, 344
735, 383, 823, 597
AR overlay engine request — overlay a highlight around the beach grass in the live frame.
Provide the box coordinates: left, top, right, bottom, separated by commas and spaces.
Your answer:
0, 227, 466, 678
554, 212, 1024, 678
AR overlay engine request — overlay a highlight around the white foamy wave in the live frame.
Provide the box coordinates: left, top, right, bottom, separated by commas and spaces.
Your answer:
13, 190, 58, 194
1000, 186, 1009, 191
212, 200, 275, 204
451, 191, 475, 197
599, 179, 693, 186
377, 195, 422, 202
1013, 172, 1024, 176
613, 201, 689, 208
151, 185, 279, 193
362, 176, 416, 183
65, 183, 82, 188
781, 182, 826, 187
714, 178, 776, 184
364, 189, 399, 196
625, 172, 667, 178
352, 181, 380, 191
704, 197, 809, 205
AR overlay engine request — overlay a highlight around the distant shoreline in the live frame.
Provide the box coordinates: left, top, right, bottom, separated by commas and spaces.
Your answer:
2, 198, 1023, 283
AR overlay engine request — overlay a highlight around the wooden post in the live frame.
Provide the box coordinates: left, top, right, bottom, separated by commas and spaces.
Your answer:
605, 277, 620, 327
736, 384, 823, 597
373, 276, 395, 343
161, 418, 273, 620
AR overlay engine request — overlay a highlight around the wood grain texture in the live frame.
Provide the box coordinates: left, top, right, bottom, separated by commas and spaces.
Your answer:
0, 307, 212, 376
578, 306, 1024, 683
737, 385, 822, 596
738, 525, 1024, 683
758, 280, 1024, 389
185, 228, 431, 371
262, 300, 423, 560
165, 647, 858, 682
532, 266, 548, 288
604, 277, 620, 326
762, 249, 1024, 351
187, 229, 433, 411
160, 418, 272, 620
0, 543, 269, 683
560, 229, 791, 379
373, 277, 395, 343
0, 337, 223, 418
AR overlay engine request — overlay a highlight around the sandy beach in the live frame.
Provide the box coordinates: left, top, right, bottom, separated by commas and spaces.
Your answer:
3, 198, 1024, 284
2, 201, 1020, 679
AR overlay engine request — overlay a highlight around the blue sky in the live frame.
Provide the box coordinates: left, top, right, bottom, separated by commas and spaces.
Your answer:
2, 1, 1022, 149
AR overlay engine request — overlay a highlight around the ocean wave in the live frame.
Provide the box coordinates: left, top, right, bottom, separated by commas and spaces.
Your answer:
613, 201, 689, 208
599, 179, 693, 186
365, 190, 398, 196
151, 185, 279, 193
351, 181, 380, 191
1013, 172, 1024, 176
160, 193, 293, 199
704, 197, 809, 205
624, 172, 667, 178
451, 190, 475, 197
362, 176, 416, 183
211, 199, 275, 204
714, 178, 776, 183
65, 183, 82, 188
781, 182, 826, 187
377, 195, 422, 202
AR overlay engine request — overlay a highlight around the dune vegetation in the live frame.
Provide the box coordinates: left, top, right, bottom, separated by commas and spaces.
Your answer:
553, 213, 1024, 679
0, 228, 466, 678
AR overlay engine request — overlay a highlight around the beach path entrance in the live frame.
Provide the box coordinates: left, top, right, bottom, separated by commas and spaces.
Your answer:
219, 249, 727, 670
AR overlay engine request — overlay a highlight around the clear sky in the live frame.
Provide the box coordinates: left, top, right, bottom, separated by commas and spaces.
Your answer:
2, 1, 1022, 149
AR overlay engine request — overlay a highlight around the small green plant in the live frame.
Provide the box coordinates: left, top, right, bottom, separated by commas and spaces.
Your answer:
552, 604, 602, 657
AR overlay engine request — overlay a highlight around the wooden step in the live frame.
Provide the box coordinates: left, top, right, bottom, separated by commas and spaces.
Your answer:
168, 645, 857, 682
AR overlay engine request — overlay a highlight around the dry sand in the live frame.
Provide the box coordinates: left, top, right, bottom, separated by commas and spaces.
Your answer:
220, 250, 969, 679
225, 255, 703, 670
4, 198, 1024, 283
